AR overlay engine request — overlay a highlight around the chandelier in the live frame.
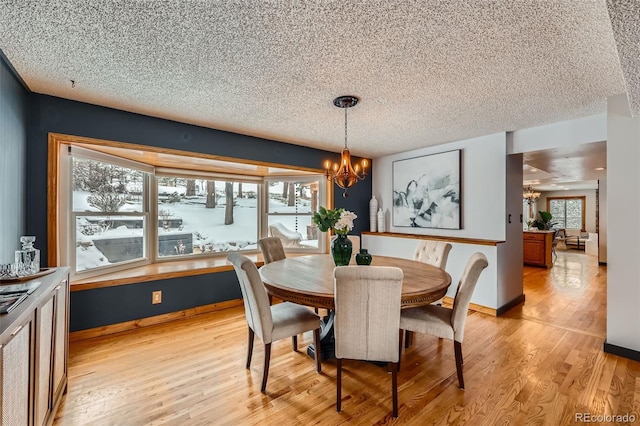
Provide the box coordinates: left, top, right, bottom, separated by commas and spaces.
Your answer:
323, 96, 368, 197
523, 185, 541, 204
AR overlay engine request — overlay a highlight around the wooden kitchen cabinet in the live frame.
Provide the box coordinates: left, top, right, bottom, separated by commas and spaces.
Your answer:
1, 312, 34, 425
34, 276, 69, 426
523, 231, 554, 268
0, 267, 70, 426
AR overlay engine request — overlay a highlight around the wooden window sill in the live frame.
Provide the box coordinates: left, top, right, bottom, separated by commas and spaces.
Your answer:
70, 254, 267, 291
70, 251, 318, 291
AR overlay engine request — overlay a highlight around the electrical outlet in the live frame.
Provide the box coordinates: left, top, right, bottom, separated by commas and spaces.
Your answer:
152, 290, 162, 304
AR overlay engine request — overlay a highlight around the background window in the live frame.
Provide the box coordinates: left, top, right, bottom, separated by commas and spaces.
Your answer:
548, 197, 585, 230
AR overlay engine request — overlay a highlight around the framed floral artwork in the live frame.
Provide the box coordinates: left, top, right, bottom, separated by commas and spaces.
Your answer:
392, 150, 461, 229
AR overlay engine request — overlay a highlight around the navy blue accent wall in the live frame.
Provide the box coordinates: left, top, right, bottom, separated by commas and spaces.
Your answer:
26, 94, 372, 331
69, 271, 242, 331
0, 52, 29, 263
334, 187, 370, 237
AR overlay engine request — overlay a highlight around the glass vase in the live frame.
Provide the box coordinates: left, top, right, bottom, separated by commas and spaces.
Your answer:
15, 236, 40, 277
355, 248, 373, 265
331, 234, 353, 266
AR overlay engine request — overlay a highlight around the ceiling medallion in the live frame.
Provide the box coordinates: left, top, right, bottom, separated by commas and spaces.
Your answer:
323, 95, 368, 198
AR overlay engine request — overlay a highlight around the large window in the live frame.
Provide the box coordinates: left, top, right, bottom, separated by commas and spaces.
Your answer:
265, 178, 321, 250
59, 142, 327, 279
71, 152, 151, 275
155, 175, 260, 258
547, 196, 585, 230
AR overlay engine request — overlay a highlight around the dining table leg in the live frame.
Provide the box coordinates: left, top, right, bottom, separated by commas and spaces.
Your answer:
404, 330, 414, 348
306, 309, 336, 361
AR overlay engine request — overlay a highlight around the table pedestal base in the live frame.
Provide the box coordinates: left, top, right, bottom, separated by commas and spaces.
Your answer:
307, 310, 336, 361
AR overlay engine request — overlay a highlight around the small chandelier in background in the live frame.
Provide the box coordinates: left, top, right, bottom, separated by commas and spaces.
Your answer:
323, 95, 368, 198
523, 185, 541, 204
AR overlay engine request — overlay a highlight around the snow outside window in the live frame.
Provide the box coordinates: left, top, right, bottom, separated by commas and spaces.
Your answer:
548, 197, 585, 230
155, 177, 259, 257
72, 156, 150, 275
62, 144, 326, 279
265, 178, 321, 250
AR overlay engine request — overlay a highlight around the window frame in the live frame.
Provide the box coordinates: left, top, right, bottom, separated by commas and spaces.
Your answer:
546, 196, 586, 231
64, 145, 153, 279
51, 134, 330, 280
153, 170, 264, 261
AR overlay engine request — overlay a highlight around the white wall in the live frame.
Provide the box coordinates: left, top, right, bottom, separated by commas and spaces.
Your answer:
499, 152, 524, 307
372, 132, 507, 241
607, 93, 640, 352
368, 132, 515, 311
599, 176, 607, 263
509, 114, 607, 154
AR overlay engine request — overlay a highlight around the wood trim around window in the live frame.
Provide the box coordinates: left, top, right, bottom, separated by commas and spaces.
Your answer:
546, 196, 586, 231
47, 132, 332, 269
47, 134, 62, 266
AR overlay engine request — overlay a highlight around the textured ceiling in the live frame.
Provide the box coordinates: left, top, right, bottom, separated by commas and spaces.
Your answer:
0, 1, 636, 158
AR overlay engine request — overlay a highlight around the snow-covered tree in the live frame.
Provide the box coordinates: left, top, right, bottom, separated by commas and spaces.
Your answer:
86, 185, 125, 212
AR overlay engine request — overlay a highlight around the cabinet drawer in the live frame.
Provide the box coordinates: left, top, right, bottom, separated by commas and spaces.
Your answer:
523, 232, 545, 241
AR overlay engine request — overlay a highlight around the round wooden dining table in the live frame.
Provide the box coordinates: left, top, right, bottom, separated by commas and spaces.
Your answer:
259, 254, 452, 360
258, 253, 452, 310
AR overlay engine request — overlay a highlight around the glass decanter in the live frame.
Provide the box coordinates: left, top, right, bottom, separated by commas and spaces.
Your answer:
15, 236, 40, 277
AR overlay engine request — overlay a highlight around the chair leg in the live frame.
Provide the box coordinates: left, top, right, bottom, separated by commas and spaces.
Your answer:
454, 340, 464, 390
260, 343, 272, 393
246, 327, 255, 369
292, 335, 298, 351
313, 328, 322, 373
336, 358, 342, 413
390, 362, 399, 418
398, 329, 404, 371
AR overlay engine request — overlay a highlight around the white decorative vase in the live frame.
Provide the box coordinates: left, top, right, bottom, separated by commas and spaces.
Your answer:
377, 208, 385, 233
369, 196, 378, 232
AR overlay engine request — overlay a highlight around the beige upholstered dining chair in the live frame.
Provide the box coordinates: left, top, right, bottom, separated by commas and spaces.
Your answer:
411, 240, 453, 313
400, 252, 488, 390
413, 240, 452, 270
227, 253, 322, 393
334, 265, 404, 418
259, 236, 321, 313
258, 236, 286, 264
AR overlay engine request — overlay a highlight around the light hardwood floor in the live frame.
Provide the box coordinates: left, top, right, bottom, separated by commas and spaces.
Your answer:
54, 251, 639, 425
